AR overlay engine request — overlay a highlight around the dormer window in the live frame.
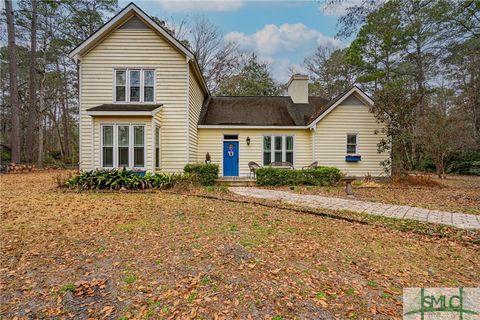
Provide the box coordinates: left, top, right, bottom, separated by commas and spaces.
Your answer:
114, 69, 155, 103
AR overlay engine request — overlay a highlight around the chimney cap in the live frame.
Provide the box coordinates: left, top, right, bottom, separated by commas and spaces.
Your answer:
287, 74, 309, 87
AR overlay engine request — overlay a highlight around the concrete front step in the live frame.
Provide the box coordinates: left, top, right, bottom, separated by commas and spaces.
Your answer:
216, 177, 256, 187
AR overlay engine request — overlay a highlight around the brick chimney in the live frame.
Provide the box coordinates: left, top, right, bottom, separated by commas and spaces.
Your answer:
287, 74, 309, 104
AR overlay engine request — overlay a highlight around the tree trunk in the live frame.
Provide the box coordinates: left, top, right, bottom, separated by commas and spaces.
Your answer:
26, 0, 38, 163
5, 0, 21, 163
37, 76, 45, 168
62, 63, 70, 160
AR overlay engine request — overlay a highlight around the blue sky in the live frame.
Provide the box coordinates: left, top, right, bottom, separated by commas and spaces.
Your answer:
118, 0, 354, 83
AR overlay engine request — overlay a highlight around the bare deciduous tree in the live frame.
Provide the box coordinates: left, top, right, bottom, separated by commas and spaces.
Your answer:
189, 16, 241, 93
304, 45, 356, 99
5, 0, 21, 163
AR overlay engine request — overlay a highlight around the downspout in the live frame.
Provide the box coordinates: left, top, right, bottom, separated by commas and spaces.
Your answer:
311, 126, 317, 162
91, 116, 95, 170
151, 118, 155, 172
78, 60, 82, 170
185, 56, 190, 164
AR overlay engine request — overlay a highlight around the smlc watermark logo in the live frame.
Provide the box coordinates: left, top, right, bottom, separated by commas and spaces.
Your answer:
403, 288, 480, 319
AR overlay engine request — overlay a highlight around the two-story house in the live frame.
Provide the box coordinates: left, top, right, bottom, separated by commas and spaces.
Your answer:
70, 3, 389, 177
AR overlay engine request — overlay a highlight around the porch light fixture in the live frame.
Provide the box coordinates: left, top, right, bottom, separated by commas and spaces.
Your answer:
246, 136, 251, 146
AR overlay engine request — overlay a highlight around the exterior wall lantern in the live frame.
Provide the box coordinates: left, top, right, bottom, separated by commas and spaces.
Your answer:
246, 136, 251, 146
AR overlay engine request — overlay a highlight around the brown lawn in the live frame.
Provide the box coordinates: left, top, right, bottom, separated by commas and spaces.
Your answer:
277, 174, 480, 215
1, 171, 479, 319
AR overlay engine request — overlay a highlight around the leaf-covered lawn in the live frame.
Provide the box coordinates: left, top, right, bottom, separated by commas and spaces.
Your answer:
1, 171, 479, 319
277, 175, 480, 215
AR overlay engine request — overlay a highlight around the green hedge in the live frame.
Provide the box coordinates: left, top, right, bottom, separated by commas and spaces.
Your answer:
256, 166, 343, 186
66, 168, 181, 190
447, 160, 480, 176
184, 163, 219, 186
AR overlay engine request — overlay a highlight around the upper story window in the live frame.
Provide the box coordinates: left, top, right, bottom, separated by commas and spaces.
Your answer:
115, 69, 155, 103
347, 133, 358, 154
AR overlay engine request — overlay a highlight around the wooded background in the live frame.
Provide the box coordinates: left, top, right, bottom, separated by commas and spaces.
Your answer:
1, 0, 479, 176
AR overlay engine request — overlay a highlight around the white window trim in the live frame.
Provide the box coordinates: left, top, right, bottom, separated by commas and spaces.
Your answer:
346, 133, 359, 155
262, 135, 295, 165
223, 133, 239, 141
100, 123, 147, 169
113, 69, 156, 104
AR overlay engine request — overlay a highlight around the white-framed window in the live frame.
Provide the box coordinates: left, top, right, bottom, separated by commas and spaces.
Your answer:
346, 133, 358, 154
263, 135, 294, 165
100, 123, 146, 169
114, 69, 155, 103
144, 70, 154, 102
115, 70, 126, 102
102, 126, 114, 167
155, 127, 160, 169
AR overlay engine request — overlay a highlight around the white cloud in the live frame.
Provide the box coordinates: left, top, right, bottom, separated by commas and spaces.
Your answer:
319, 0, 363, 17
225, 23, 343, 82
225, 23, 342, 56
156, 0, 244, 12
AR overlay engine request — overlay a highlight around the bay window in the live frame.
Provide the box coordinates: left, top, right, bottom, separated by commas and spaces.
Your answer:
102, 126, 114, 167
114, 69, 155, 103
263, 135, 295, 165
118, 125, 130, 167
133, 126, 145, 167
101, 124, 146, 169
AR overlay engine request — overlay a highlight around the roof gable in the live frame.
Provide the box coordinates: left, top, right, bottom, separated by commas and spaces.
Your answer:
69, 3, 193, 61
69, 3, 209, 95
307, 86, 374, 127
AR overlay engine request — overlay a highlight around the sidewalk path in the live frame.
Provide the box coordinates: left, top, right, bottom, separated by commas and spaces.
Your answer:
229, 187, 480, 230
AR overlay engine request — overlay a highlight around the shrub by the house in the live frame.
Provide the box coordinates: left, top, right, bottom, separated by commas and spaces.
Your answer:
66, 168, 181, 190
256, 166, 343, 186
184, 163, 219, 186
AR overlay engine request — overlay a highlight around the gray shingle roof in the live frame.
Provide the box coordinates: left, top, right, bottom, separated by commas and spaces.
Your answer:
199, 96, 329, 126
86, 104, 162, 112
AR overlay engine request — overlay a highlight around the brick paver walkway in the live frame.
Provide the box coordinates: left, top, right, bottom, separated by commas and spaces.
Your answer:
229, 187, 480, 230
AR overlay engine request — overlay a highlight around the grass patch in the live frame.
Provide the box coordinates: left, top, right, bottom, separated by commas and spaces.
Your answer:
380, 292, 392, 299
117, 219, 150, 232
200, 275, 212, 285
346, 288, 356, 295
205, 185, 228, 193
315, 291, 327, 299
187, 292, 197, 303
59, 283, 75, 294
145, 299, 162, 319
318, 265, 328, 272
124, 275, 137, 284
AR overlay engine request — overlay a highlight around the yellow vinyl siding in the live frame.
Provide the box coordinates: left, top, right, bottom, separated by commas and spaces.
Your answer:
188, 67, 206, 163
197, 129, 312, 176
79, 23, 187, 172
314, 101, 388, 177
92, 116, 153, 169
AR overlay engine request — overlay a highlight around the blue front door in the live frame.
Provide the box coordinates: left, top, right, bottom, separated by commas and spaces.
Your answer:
223, 141, 239, 176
